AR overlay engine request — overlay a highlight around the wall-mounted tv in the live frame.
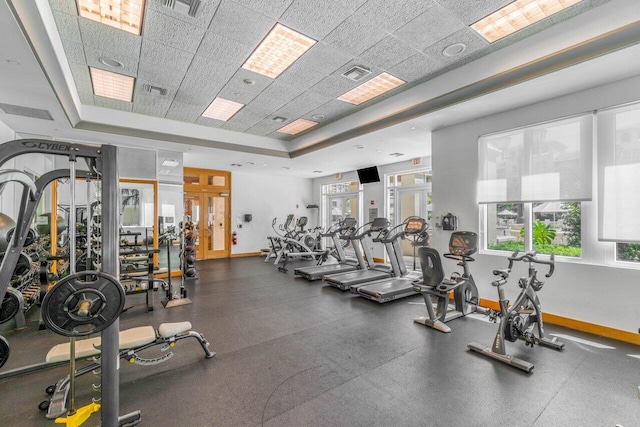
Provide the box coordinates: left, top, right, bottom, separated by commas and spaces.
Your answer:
357, 166, 380, 184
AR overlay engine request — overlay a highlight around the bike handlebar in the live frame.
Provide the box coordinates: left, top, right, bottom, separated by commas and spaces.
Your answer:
506, 251, 555, 278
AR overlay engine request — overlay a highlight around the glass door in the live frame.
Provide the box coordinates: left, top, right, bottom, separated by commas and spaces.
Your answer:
184, 192, 202, 260
396, 188, 432, 266
327, 195, 358, 225
204, 194, 229, 258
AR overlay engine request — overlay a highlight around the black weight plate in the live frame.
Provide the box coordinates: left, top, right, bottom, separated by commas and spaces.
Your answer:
41, 271, 124, 337
0, 289, 20, 324
0, 335, 9, 369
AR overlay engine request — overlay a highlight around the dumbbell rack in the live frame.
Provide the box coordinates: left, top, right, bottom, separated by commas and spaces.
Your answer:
118, 232, 159, 312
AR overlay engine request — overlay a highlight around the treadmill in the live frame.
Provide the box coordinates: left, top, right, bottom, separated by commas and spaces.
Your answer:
294, 217, 361, 280
323, 217, 392, 291
353, 217, 428, 303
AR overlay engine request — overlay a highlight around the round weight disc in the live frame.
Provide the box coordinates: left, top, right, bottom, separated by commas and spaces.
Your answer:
0, 335, 9, 369
0, 288, 22, 324
41, 271, 124, 337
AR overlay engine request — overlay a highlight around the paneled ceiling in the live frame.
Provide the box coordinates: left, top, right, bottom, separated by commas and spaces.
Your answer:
1, 0, 639, 177
49, 0, 608, 139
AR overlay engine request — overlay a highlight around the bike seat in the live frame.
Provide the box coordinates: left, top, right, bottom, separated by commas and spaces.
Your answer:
493, 269, 509, 279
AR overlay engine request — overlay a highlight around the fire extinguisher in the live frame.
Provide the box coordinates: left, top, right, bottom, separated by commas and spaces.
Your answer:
232, 231, 237, 245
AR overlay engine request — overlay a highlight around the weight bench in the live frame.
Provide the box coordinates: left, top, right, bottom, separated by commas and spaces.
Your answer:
41, 321, 215, 419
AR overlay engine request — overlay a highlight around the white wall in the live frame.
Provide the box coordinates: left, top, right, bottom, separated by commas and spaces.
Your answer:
312, 156, 431, 259
432, 74, 640, 333
231, 171, 314, 255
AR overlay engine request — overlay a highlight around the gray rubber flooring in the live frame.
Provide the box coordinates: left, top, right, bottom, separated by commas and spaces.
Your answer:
1, 257, 639, 426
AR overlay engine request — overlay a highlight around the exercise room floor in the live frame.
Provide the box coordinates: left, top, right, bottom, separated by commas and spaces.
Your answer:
1, 257, 639, 426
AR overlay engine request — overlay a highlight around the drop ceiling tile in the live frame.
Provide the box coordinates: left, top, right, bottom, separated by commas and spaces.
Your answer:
142, 8, 206, 53
147, 0, 221, 28
186, 54, 238, 83
224, 105, 271, 128
246, 119, 283, 136
79, 19, 142, 58
174, 76, 225, 105
140, 39, 194, 74
307, 98, 356, 122
388, 52, 442, 82
276, 63, 327, 92
423, 28, 489, 66
359, 35, 420, 71
279, 0, 355, 40
68, 61, 91, 82
216, 69, 273, 105
323, 12, 387, 57
355, 0, 437, 33
48, 0, 78, 15
197, 33, 254, 67
394, 3, 465, 51
94, 96, 132, 111
195, 116, 225, 128
254, 81, 306, 107
220, 120, 254, 132
208, 1, 275, 46
274, 90, 332, 118
72, 74, 93, 94
84, 48, 139, 77
165, 100, 205, 122
435, 0, 512, 26
60, 38, 86, 64
248, 90, 289, 115
77, 91, 94, 104
133, 97, 174, 118
332, 0, 369, 11
288, 41, 354, 76
52, 10, 81, 42
308, 75, 360, 99
232, 0, 294, 20
137, 61, 185, 90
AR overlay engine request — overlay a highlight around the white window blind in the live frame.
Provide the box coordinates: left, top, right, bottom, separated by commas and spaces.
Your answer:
477, 114, 593, 203
598, 102, 640, 242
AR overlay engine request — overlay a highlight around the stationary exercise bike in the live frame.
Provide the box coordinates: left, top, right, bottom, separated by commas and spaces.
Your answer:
468, 251, 564, 373
412, 231, 486, 333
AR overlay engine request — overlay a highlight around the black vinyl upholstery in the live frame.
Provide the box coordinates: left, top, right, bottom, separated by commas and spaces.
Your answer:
418, 247, 445, 288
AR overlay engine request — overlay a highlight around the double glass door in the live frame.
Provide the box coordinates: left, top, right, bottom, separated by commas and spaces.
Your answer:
183, 168, 231, 260
184, 192, 229, 259
396, 188, 432, 258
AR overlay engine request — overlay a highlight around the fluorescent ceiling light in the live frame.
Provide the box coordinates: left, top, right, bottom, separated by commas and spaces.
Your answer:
338, 72, 406, 106
471, 0, 584, 43
76, 0, 146, 35
242, 23, 316, 79
161, 159, 180, 168
90, 67, 134, 102
202, 97, 244, 121
277, 119, 319, 135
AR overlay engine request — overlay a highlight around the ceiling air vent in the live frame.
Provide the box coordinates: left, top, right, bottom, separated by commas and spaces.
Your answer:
0, 103, 53, 120
142, 83, 168, 96
162, 0, 201, 17
341, 66, 371, 82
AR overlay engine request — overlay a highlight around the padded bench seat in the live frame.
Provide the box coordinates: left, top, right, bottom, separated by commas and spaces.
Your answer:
46, 322, 192, 363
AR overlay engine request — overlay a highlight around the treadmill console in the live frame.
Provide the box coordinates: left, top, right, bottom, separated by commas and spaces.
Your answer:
405, 217, 427, 234
341, 217, 357, 234
448, 231, 478, 257
369, 217, 389, 232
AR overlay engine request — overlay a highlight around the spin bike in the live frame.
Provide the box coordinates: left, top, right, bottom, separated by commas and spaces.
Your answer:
468, 251, 564, 372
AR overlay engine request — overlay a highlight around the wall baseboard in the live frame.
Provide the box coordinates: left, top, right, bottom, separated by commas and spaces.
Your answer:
478, 298, 640, 345
155, 270, 182, 279
373, 257, 385, 263
230, 252, 263, 258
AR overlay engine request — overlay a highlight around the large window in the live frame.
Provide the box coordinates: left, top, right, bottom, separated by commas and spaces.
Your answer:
479, 114, 591, 258
598, 102, 640, 264
321, 181, 361, 228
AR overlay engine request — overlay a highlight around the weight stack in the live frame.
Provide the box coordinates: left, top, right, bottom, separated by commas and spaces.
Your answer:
182, 223, 197, 279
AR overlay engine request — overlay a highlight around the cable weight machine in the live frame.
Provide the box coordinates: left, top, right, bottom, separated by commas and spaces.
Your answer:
0, 139, 139, 426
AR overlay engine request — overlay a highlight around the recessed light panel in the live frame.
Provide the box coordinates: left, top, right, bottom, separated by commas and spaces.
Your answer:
277, 119, 318, 135
242, 23, 316, 79
471, 0, 584, 43
90, 67, 134, 102
202, 97, 244, 121
76, 0, 146, 35
338, 72, 406, 105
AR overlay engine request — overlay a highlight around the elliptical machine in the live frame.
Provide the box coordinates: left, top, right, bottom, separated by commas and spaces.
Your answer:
468, 251, 564, 373
412, 231, 486, 333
